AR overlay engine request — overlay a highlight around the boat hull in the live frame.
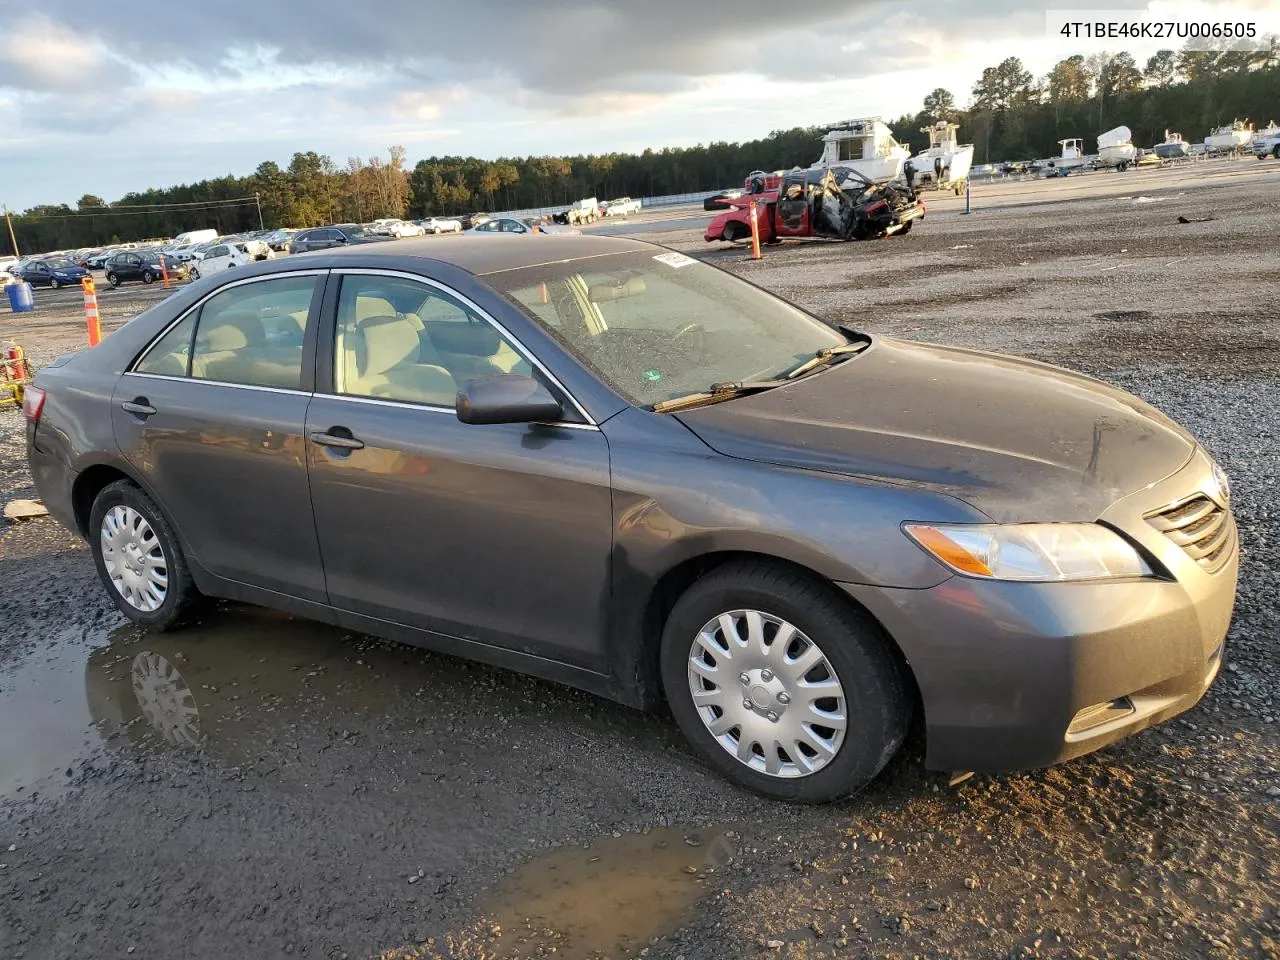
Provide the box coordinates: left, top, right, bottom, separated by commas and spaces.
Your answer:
1155, 142, 1189, 159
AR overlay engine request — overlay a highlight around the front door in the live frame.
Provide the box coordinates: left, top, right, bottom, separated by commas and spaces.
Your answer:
774, 176, 811, 236
304, 270, 615, 668
112, 271, 328, 600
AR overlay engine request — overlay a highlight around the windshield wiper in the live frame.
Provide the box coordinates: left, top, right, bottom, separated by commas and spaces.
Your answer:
653, 335, 870, 415
653, 379, 791, 414
780, 338, 870, 380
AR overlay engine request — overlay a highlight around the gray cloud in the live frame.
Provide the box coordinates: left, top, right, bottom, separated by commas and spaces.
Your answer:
2, 0, 1054, 99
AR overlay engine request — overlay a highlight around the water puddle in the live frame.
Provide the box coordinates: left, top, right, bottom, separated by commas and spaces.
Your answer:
472, 827, 737, 959
0, 629, 105, 800
0, 604, 441, 802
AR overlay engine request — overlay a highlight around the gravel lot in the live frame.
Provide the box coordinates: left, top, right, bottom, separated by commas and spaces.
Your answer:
1, 159, 1278, 960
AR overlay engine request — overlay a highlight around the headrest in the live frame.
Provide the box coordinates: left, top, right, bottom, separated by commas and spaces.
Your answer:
355, 295, 397, 323
355, 315, 419, 377
424, 320, 501, 358
199, 310, 265, 352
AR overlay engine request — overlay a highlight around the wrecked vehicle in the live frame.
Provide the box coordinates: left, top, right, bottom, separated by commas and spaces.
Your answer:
705, 166, 925, 245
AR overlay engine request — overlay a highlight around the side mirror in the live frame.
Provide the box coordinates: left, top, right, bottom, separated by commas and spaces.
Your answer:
335, 235, 348, 244
456, 375, 563, 425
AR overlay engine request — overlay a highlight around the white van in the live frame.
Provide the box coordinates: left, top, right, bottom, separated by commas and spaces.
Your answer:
173, 229, 218, 246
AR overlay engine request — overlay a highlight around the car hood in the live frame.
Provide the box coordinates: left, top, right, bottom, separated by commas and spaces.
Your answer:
673, 337, 1196, 522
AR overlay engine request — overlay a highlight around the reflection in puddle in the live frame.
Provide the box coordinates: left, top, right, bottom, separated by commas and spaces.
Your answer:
1, 604, 437, 801
130, 650, 202, 746
472, 828, 735, 959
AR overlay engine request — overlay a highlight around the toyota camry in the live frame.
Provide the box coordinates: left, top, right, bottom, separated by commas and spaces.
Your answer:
24, 235, 1237, 802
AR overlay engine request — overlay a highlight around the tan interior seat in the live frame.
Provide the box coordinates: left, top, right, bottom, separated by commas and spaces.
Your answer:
344, 314, 456, 405
193, 310, 302, 389
354, 292, 446, 366
422, 320, 532, 381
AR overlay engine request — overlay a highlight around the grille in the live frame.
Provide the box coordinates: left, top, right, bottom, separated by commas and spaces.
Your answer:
1146, 495, 1236, 572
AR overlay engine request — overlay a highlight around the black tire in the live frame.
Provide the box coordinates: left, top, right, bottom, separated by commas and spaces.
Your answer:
189, 267, 200, 280
50, 278, 62, 289
660, 561, 911, 803
142, 271, 154, 284
106, 272, 120, 287
89, 480, 200, 631
1273, 145, 1280, 160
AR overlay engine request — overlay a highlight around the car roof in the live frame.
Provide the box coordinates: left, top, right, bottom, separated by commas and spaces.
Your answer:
304, 233, 657, 276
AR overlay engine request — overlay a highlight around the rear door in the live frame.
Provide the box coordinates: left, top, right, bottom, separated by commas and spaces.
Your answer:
112, 270, 329, 600
303, 269, 615, 668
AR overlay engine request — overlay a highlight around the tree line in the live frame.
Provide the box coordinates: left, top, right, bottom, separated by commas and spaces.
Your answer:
7, 39, 1277, 255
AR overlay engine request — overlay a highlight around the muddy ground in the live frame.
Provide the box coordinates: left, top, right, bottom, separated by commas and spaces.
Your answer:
1, 160, 1278, 960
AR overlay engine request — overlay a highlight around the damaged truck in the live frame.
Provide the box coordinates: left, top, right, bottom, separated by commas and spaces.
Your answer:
705, 165, 925, 245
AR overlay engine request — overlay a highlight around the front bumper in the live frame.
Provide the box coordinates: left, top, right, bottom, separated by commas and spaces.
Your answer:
841, 449, 1238, 773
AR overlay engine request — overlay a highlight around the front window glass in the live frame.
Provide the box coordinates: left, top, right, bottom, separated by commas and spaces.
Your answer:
332, 274, 532, 407
490, 250, 844, 407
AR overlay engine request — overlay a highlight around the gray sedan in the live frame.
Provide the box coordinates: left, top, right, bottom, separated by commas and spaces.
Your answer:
23, 235, 1237, 802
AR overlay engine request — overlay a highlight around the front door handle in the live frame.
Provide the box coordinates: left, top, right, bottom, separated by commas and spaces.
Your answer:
309, 430, 365, 451
121, 398, 157, 417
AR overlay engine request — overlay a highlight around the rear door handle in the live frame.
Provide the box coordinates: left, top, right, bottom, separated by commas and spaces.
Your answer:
309, 430, 365, 450
121, 398, 157, 417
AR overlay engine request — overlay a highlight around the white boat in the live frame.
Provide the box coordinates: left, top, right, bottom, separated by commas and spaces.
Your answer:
812, 117, 910, 185
1096, 125, 1137, 170
1046, 138, 1090, 174
1204, 119, 1253, 154
1154, 130, 1189, 160
911, 121, 975, 194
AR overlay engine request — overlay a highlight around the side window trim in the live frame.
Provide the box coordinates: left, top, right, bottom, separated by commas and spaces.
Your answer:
323, 268, 596, 425
127, 270, 330, 390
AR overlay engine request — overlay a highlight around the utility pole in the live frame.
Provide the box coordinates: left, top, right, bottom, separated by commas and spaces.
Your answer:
254, 192, 264, 231
3, 205, 19, 258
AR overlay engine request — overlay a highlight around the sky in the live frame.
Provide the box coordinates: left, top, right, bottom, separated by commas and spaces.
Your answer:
0, 0, 1273, 211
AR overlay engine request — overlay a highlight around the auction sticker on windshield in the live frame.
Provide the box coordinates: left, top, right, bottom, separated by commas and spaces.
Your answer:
653, 251, 696, 268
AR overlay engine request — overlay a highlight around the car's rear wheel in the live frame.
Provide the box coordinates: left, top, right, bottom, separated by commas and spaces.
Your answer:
660, 561, 910, 802
90, 480, 198, 631
106, 272, 120, 287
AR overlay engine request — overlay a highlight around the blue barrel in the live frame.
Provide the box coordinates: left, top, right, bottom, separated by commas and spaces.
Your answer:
6, 281, 34, 313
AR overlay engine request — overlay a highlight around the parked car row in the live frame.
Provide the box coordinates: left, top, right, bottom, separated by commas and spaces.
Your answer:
6, 214, 500, 291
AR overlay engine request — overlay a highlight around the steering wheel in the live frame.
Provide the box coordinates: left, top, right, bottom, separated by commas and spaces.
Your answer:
673, 322, 708, 357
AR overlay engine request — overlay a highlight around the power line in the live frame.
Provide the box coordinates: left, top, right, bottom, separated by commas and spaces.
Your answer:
10, 199, 261, 220
93, 196, 262, 210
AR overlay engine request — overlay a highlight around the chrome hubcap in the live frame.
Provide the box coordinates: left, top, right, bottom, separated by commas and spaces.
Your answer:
100, 505, 168, 611
687, 609, 847, 779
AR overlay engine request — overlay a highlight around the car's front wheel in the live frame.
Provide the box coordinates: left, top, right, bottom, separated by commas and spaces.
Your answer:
90, 480, 199, 630
142, 271, 154, 284
661, 561, 910, 802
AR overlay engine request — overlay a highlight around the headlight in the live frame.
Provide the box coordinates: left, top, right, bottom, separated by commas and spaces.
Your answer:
903, 523, 1152, 582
